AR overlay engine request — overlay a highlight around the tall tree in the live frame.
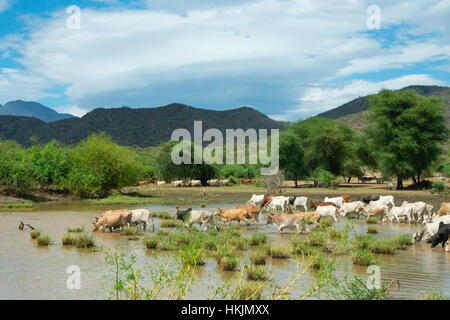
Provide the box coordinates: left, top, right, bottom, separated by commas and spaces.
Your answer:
279, 132, 309, 187
363, 89, 448, 189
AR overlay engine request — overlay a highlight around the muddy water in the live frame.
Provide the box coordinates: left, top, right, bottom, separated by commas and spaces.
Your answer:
0, 202, 449, 300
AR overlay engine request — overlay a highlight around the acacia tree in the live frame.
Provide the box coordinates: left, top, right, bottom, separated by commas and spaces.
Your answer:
279, 132, 309, 187
363, 89, 448, 189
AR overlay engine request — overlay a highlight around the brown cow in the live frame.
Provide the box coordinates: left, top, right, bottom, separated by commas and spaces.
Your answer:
260, 193, 281, 209
341, 194, 351, 203
235, 204, 261, 224
309, 201, 336, 210
137, 180, 148, 186
287, 209, 321, 230
437, 202, 450, 216
214, 208, 249, 225
241, 179, 255, 184
93, 209, 132, 232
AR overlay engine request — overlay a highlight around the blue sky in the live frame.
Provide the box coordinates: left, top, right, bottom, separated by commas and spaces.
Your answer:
0, 0, 448, 120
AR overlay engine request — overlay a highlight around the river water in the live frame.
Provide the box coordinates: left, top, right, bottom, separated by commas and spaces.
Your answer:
0, 202, 449, 300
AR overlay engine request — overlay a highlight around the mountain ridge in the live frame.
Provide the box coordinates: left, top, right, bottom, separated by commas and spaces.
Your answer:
0, 100, 76, 122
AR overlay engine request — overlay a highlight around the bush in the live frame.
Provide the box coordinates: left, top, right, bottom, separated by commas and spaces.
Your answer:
352, 249, 378, 266
236, 281, 264, 300
431, 181, 446, 194
144, 237, 160, 249
246, 265, 268, 281
74, 233, 96, 248
249, 249, 267, 265
311, 168, 336, 188
249, 233, 267, 246
353, 234, 374, 250
221, 255, 239, 271
309, 252, 329, 269
37, 234, 51, 246
62, 233, 74, 245
367, 226, 378, 234
30, 230, 41, 239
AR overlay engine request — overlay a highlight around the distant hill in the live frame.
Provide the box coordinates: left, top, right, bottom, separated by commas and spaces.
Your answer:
317, 85, 450, 133
0, 100, 76, 122
0, 103, 287, 147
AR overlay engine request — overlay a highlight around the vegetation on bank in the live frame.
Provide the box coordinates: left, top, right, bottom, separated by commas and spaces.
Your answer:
0, 89, 448, 199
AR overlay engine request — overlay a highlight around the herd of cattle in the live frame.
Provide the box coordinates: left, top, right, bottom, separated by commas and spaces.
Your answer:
90, 195, 450, 252
139, 179, 257, 187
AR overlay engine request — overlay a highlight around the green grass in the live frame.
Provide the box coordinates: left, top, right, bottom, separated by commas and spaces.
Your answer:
291, 239, 318, 256
366, 217, 378, 224
266, 246, 290, 259
353, 234, 375, 250
62, 233, 74, 245
236, 281, 264, 300
36, 234, 51, 246
0, 200, 33, 208
424, 291, 449, 300
66, 225, 85, 233
144, 236, 160, 249
351, 249, 379, 266
214, 246, 237, 265
249, 249, 267, 265
221, 255, 239, 271
369, 240, 397, 255
309, 252, 329, 269
121, 226, 140, 236
84, 193, 152, 205
395, 234, 413, 249
246, 265, 268, 281
74, 233, 96, 248
367, 226, 378, 234
30, 230, 41, 239
153, 212, 172, 219
249, 233, 267, 246
307, 231, 329, 247
160, 219, 181, 228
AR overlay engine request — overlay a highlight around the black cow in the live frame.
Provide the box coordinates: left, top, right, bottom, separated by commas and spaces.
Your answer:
362, 196, 380, 204
176, 208, 193, 221
430, 222, 450, 249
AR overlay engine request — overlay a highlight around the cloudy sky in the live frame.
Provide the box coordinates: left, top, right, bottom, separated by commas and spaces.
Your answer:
0, 0, 448, 120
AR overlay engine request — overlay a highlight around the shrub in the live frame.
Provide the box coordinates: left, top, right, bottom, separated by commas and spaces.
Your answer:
37, 234, 51, 246
67, 225, 85, 233
203, 239, 218, 251
62, 233, 74, 245
236, 281, 264, 300
160, 219, 181, 228
353, 234, 374, 250
309, 252, 329, 269
367, 226, 378, 234
30, 230, 41, 239
214, 246, 237, 264
246, 265, 268, 281
307, 231, 328, 247
249, 249, 267, 265
431, 181, 446, 194
292, 239, 318, 256
395, 234, 413, 249
221, 255, 239, 271
178, 243, 205, 267
267, 246, 290, 259
74, 233, 96, 248
311, 168, 336, 188
249, 233, 267, 246
424, 291, 449, 300
369, 240, 397, 255
352, 249, 378, 266
366, 217, 378, 224
144, 237, 160, 249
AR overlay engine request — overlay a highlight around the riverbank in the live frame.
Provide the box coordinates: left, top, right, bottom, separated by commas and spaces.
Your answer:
1, 182, 447, 209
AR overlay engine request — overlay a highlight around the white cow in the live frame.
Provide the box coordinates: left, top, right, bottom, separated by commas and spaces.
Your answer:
172, 180, 183, 187
316, 205, 338, 222
324, 196, 344, 207
156, 181, 166, 186
176, 208, 218, 231
190, 180, 202, 187
401, 201, 432, 223
207, 179, 219, 186
363, 202, 390, 219
220, 179, 230, 186
412, 216, 450, 243
384, 206, 413, 223
337, 201, 365, 218
289, 196, 308, 212
266, 196, 290, 212
130, 209, 154, 231
247, 194, 265, 207
378, 195, 395, 207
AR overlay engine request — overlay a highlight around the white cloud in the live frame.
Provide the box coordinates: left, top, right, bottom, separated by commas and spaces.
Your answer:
0, 0, 448, 119
53, 105, 88, 117
0, 0, 10, 12
292, 74, 445, 117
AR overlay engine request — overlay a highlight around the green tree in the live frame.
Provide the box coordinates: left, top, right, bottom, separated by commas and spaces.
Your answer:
64, 133, 144, 198
363, 89, 448, 189
279, 132, 309, 187
291, 117, 356, 177
0, 140, 35, 193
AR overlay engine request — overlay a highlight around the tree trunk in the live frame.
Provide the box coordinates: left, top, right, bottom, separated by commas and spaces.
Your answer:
411, 176, 417, 184
396, 177, 403, 190
295, 180, 298, 188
